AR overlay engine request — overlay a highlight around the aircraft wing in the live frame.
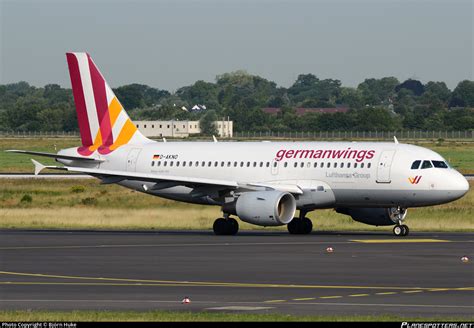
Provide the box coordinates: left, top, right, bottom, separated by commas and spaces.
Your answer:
31, 161, 302, 194
6, 150, 104, 162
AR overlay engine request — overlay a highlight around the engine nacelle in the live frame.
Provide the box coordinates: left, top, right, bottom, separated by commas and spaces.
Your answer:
224, 191, 296, 226
336, 207, 407, 226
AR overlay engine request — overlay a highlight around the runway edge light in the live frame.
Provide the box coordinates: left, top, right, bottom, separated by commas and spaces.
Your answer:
182, 297, 191, 304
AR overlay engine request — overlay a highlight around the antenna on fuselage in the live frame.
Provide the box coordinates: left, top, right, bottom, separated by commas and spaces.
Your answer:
393, 136, 399, 144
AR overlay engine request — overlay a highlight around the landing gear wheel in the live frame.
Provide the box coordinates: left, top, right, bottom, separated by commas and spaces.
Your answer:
213, 217, 239, 235
228, 218, 239, 235
401, 224, 409, 236
287, 217, 313, 235
287, 218, 300, 234
393, 225, 403, 236
213, 218, 227, 235
393, 224, 409, 237
302, 217, 313, 234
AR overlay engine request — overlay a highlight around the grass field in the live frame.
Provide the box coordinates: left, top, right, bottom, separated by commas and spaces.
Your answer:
0, 178, 472, 231
0, 310, 471, 322
0, 137, 473, 173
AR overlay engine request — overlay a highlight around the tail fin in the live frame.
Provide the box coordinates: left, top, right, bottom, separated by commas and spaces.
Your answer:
66, 52, 148, 155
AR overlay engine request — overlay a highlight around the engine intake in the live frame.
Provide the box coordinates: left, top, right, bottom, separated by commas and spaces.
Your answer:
223, 191, 296, 226
336, 207, 407, 226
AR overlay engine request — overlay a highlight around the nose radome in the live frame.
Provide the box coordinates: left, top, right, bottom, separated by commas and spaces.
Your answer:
449, 172, 469, 200
459, 174, 469, 194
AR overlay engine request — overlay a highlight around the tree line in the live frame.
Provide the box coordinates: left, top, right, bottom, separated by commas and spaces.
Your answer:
0, 73, 473, 134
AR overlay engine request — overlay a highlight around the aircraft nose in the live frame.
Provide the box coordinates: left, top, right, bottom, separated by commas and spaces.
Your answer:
448, 172, 470, 200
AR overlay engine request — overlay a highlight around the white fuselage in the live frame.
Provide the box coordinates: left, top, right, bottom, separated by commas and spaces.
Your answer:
59, 141, 469, 209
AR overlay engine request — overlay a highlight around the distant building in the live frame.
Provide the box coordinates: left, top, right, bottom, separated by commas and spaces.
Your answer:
133, 120, 233, 138
262, 106, 349, 116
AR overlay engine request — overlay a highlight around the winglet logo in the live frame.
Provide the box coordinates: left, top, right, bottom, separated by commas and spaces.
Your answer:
408, 176, 422, 184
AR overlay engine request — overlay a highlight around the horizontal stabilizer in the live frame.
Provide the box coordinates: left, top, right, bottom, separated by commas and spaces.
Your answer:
30, 159, 67, 175
6, 150, 104, 162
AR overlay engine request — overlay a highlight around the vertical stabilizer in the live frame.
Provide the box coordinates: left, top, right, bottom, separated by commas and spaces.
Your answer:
66, 52, 148, 155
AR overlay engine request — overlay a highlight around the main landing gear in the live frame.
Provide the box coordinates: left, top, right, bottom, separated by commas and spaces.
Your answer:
213, 215, 239, 235
393, 223, 409, 237
287, 211, 313, 235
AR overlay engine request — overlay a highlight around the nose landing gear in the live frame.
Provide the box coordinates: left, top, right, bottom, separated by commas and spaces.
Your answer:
393, 223, 409, 236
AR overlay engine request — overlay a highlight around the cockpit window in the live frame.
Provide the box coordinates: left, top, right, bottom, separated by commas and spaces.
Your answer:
421, 160, 433, 169
432, 160, 448, 169
411, 160, 421, 169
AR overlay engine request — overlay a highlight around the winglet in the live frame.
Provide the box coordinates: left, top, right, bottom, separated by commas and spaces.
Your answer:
31, 159, 46, 175
212, 135, 218, 143
393, 136, 399, 144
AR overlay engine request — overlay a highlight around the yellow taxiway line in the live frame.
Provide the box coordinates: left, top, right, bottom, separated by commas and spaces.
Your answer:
0, 271, 472, 291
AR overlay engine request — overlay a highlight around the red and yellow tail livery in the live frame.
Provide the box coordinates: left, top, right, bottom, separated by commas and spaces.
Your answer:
66, 52, 148, 156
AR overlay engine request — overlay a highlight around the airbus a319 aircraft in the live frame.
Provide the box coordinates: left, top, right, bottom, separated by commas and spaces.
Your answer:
8, 53, 469, 236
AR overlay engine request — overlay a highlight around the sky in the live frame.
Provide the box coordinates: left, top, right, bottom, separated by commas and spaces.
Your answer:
0, 0, 472, 91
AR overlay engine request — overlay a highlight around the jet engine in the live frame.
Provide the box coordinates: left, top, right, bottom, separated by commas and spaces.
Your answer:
336, 207, 407, 226
223, 191, 296, 226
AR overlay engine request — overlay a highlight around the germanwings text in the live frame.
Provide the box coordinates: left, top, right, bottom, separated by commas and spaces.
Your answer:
275, 148, 375, 162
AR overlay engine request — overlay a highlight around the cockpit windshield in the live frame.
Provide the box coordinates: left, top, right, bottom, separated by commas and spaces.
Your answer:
412, 160, 449, 169
421, 160, 433, 169
432, 160, 449, 169
411, 160, 421, 169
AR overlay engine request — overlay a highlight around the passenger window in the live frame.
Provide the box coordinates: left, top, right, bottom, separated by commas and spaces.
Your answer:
234, 161, 237, 167
214, 162, 218, 167
221, 162, 224, 167
421, 160, 433, 169
333, 163, 337, 168
320, 162, 324, 168
341, 163, 344, 168
183, 162, 186, 167
201, 161, 205, 167
432, 160, 448, 169
314, 162, 317, 168
151, 161, 154, 167
294, 162, 298, 168
367, 163, 371, 168
208, 161, 212, 167
326, 162, 330, 168
240, 162, 244, 167
273, 162, 277, 167
354, 163, 358, 168
253, 162, 257, 167
259, 162, 263, 167
170, 161, 174, 167
360, 163, 364, 168
246, 162, 250, 167
284, 162, 288, 168
157, 161, 161, 167
176, 161, 180, 167
411, 160, 421, 169
164, 161, 167, 167
307, 162, 311, 168
347, 163, 350, 168
227, 162, 231, 167
266, 162, 270, 167
300, 162, 304, 168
